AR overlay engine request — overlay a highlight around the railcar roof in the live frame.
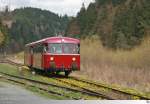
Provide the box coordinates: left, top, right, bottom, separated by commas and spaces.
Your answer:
25, 37, 80, 47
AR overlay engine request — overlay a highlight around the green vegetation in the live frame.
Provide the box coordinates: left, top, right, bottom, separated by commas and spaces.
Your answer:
0, 19, 8, 47
0, 7, 69, 52
0, 30, 4, 45
66, 0, 150, 49
96, 0, 126, 6
0, 63, 149, 99
0, 64, 99, 99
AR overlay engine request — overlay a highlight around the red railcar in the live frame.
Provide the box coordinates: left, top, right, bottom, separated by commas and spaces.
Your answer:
24, 37, 80, 76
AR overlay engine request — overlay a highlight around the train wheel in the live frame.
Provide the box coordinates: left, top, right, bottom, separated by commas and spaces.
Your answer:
29, 66, 34, 71
29, 66, 36, 75
65, 71, 71, 77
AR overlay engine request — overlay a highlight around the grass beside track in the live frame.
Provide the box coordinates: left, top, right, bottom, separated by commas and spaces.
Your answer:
0, 63, 101, 100
0, 63, 149, 99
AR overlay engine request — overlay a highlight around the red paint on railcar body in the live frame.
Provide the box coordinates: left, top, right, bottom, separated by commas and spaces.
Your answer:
24, 37, 80, 76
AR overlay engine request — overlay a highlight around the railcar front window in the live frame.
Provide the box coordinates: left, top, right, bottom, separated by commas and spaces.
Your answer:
48, 43, 80, 54
49, 44, 62, 54
63, 44, 79, 54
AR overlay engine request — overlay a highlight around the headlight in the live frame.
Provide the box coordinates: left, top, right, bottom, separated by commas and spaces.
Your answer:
72, 57, 76, 61
50, 57, 54, 61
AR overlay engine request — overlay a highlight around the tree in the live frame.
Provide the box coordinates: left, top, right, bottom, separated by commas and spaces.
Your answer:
115, 31, 129, 49
0, 30, 4, 45
77, 3, 87, 35
6, 7, 69, 52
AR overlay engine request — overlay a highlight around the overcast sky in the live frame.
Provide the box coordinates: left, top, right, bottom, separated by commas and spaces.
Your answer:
0, 0, 94, 16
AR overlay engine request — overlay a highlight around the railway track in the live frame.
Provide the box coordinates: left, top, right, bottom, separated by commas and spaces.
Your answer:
0, 59, 112, 100
0, 72, 78, 100
0, 58, 150, 100
0, 71, 110, 100
55, 77, 149, 100
0, 72, 79, 100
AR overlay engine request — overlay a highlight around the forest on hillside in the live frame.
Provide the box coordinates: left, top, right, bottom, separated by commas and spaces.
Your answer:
0, 20, 8, 48
0, 0, 150, 52
0, 7, 69, 52
66, 0, 150, 49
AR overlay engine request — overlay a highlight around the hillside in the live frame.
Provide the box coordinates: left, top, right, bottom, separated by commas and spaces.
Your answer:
0, 30, 4, 45
0, 19, 8, 48
0, 28, 4, 45
0, 7, 69, 52
66, 0, 150, 49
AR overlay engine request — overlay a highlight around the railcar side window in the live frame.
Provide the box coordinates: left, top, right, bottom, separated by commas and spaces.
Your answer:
30, 47, 33, 54
43, 46, 47, 53
33, 44, 43, 53
25, 47, 29, 54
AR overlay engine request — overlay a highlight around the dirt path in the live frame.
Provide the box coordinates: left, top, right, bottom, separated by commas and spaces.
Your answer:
0, 80, 54, 104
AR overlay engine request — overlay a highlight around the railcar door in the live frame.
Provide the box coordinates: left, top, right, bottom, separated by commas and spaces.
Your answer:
24, 47, 33, 67
32, 44, 43, 69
